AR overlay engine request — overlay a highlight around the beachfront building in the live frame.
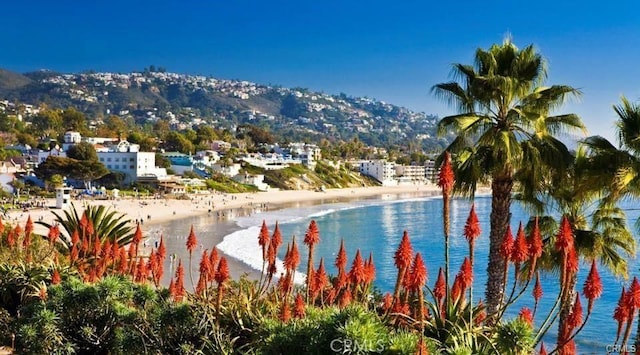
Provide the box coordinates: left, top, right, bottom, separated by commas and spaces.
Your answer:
232, 173, 270, 191
97, 141, 167, 184
162, 152, 193, 175
425, 160, 437, 183
359, 160, 398, 186
395, 164, 427, 184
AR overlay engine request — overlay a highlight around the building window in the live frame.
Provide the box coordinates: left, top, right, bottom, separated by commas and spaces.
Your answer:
99, 158, 104, 162
130, 165, 134, 169
107, 158, 111, 162
115, 165, 119, 169
130, 158, 134, 162
107, 165, 112, 169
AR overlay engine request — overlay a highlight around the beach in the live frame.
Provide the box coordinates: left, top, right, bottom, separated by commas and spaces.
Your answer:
4, 184, 444, 280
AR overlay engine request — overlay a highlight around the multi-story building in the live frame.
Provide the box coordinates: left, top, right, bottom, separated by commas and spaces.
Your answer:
395, 164, 427, 183
425, 160, 437, 183
96, 141, 167, 184
359, 160, 397, 186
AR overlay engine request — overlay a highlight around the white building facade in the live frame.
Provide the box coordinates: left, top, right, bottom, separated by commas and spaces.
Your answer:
359, 160, 398, 186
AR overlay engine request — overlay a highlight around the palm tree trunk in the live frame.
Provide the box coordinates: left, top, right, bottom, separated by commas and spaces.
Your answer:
485, 175, 513, 321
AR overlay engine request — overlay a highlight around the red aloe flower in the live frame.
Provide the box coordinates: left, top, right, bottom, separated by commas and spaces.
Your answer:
199, 250, 211, 281
463, 204, 481, 244
394, 231, 414, 270
382, 292, 393, 312
304, 220, 320, 299
626, 276, 640, 311
215, 257, 230, 285
335, 239, 347, 270
24, 215, 34, 238
500, 226, 514, 262
583, 260, 603, 313
117, 249, 127, 273
335, 268, 349, 290
326, 288, 337, 305
51, 269, 61, 285
86, 220, 94, 236
0, 216, 4, 235
133, 223, 143, 246
22, 228, 31, 249
339, 288, 352, 308
555, 215, 573, 254
511, 222, 529, 266
613, 287, 629, 341
567, 294, 583, 330
92, 238, 102, 258
539, 342, 547, 355
102, 239, 112, 261
451, 274, 463, 302
208, 248, 219, 281
533, 272, 543, 303
304, 220, 320, 247
528, 217, 543, 258
271, 222, 283, 250
475, 300, 486, 324
174, 260, 186, 301
364, 252, 376, 285
158, 235, 166, 260
313, 258, 329, 296
280, 301, 291, 323
433, 267, 446, 301
70, 244, 79, 262
457, 257, 472, 291
437, 151, 454, 193
258, 220, 270, 260
79, 213, 88, 230
168, 278, 176, 298
409, 253, 428, 292
186, 225, 197, 254
293, 293, 306, 318
196, 273, 207, 296
284, 237, 300, 271
71, 230, 80, 246
518, 307, 534, 327
6, 229, 15, 248
349, 249, 366, 286
566, 247, 579, 279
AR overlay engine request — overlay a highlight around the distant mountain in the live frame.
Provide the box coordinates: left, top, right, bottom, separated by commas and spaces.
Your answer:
0, 69, 32, 91
0, 68, 448, 150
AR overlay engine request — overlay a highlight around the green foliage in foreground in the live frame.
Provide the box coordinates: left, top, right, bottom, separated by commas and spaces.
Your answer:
0, 271, 537, 354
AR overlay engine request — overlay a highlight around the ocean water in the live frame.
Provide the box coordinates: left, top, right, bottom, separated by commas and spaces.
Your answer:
181, 194, 639, 353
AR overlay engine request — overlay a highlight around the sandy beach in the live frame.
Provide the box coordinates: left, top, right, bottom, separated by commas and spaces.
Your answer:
5, 184, 441, 235
4, 184, 445, 282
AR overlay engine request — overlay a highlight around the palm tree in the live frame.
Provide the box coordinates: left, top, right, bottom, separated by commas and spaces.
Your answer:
36, 203, 135, 249
518, 147, 635, 350
580, 96, 640, 350
432, 39, 585, 318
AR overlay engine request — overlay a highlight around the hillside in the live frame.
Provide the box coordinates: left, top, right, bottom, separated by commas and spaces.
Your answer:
0, 68, 448, 150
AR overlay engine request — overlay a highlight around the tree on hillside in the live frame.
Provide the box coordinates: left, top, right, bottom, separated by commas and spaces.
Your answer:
432, 39, 585, 319
67, 142, 99, 161
61, 107, 87, 132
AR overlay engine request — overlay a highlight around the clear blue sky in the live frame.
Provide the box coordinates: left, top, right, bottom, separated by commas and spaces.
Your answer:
3, 1, 640, 142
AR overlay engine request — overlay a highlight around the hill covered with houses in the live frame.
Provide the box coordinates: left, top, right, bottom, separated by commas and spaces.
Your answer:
0, 68, 447, 152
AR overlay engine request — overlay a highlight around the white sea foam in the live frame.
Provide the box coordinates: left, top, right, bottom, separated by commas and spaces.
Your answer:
216, 193, 443, 285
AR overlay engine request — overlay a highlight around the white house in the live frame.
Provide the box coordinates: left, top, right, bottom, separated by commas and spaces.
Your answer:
97, 141, 167, 184
359, 160, 398, 186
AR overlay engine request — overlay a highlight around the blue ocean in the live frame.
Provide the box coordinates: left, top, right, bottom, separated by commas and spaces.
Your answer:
161, 193, 640, 353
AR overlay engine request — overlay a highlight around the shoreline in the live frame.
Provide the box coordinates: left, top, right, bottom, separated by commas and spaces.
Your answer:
3, 184, 449, 282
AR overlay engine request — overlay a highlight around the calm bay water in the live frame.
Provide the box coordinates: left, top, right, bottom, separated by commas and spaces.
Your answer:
164, 193, 640, 353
